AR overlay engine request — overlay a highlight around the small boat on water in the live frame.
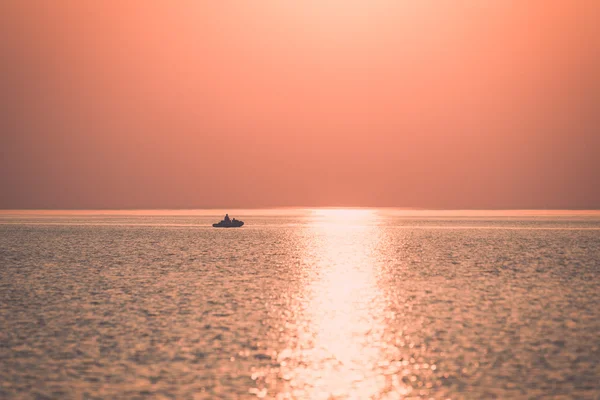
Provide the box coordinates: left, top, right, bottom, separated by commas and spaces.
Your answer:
213, 214, 244, 228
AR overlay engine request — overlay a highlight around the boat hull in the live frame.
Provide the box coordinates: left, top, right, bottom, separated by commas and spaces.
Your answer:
212, 221, 244, 228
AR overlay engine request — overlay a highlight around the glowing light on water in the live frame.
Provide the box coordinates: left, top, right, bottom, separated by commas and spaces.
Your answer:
271, 209, 411, 398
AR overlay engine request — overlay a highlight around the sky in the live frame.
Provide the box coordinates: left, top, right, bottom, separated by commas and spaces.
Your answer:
1, 1, 599, 209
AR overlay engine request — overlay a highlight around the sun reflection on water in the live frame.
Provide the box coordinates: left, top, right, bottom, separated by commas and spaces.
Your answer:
268, 209, 412, 399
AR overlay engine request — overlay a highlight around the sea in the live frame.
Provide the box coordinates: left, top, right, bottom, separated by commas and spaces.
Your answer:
1, 209, 599, 399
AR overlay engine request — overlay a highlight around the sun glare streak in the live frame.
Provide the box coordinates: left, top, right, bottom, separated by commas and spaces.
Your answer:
269, 209, 411, 398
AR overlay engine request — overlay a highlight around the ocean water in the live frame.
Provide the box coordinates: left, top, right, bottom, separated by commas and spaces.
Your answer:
1, 209, 599, 399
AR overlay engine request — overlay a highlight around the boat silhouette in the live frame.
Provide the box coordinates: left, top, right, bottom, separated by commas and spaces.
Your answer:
213, 215, 244, 228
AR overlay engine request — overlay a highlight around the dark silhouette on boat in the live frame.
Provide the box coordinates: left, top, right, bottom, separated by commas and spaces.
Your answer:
213, 214, 244, 228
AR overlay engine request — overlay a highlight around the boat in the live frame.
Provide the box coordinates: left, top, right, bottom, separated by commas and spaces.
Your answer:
212, 215, 244, 228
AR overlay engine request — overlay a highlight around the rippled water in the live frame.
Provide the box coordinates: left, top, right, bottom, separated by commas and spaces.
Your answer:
1, 210, 599, 399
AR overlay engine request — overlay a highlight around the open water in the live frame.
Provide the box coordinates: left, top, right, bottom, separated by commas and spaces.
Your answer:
1, 209, 599, 399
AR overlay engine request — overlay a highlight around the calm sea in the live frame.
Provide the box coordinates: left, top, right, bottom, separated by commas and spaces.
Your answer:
1, 209, 599, 399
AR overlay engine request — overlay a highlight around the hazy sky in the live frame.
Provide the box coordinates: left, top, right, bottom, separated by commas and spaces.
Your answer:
1, 1, 599, 209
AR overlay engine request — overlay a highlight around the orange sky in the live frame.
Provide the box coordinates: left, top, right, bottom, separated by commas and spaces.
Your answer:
1, 1, 599, 209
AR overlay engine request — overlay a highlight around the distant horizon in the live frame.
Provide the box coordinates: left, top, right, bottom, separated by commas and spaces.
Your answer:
2, 206, 600, 210
2, 207, 600, 217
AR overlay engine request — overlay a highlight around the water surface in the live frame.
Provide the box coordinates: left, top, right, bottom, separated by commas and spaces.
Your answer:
1, 210, 599, 399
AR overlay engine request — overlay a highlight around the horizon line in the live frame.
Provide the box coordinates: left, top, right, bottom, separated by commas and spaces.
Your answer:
1, 208, 600, 217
